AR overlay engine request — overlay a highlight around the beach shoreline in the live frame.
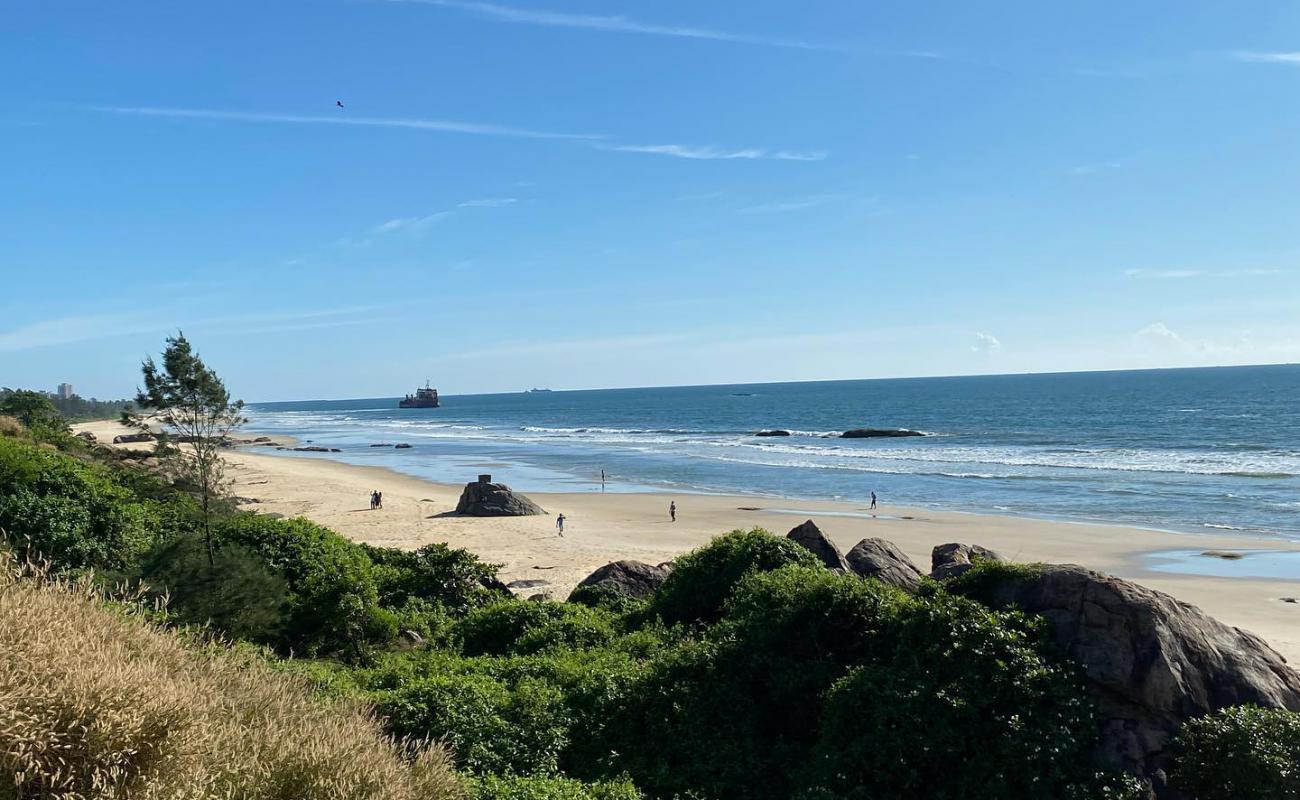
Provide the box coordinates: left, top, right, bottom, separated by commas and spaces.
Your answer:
74, 419, 1300, 662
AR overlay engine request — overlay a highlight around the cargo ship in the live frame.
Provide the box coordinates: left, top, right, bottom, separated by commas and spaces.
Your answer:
398, 382, 440, 409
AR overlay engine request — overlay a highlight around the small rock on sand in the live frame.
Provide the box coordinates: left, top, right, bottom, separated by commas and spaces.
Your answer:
1201, 550, 1245, 560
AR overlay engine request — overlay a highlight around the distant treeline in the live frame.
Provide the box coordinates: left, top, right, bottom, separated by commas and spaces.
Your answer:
0, 387, 133, 422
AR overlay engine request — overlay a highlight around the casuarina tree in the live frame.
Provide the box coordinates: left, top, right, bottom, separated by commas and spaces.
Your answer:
128, 333, 245, 566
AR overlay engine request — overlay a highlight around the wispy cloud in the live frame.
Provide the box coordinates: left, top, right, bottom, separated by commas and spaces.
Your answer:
1232, 51, 1300, 65
374, 197, 518, 236
98, 106, 600, 141
0, 306, 392, 352
389, 0, 832, 50
97, 107, 826, 165
1125, 268, 1284, 280
599, 143, 827, 161
738, 194, 839, 214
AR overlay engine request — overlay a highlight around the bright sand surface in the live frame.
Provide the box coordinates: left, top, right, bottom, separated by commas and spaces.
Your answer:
76, 419, 1300, 662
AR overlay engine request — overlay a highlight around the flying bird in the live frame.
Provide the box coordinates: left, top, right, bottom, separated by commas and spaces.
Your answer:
336, 100, 344, 109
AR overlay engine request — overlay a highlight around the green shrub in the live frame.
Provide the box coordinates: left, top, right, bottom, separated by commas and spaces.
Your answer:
1171, 705, 1300, 799
800, 593, 1101, 799
218, 514, 393, 658
0, 437, 165, 571
456, 600, 617, 657
588, 566, 1107, 800
365, 541, 505, 614
140, 535, 291, 645
379, 671, 570, 776
648, 528, 821, 625
468, 774, 641, 800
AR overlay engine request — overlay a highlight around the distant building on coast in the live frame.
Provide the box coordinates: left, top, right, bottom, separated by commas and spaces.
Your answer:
57, 383, 75, 400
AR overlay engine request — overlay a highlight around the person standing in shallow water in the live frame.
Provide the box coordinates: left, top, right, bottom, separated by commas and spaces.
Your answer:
669, 501, 677, 522
556, 513, 566, 537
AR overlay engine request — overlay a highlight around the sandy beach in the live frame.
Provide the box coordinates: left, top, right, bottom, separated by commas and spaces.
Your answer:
76, 419, 1300, 662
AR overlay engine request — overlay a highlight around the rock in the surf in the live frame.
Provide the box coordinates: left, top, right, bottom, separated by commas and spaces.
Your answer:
930, 542, 1003, 580
755, 429, 792, 437
846, 538, 924, 592
455, 477, 545, 516
841, 428, 925, 438
786, 520, 850, 571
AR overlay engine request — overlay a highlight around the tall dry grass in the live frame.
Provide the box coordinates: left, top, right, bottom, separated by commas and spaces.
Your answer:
0, 416, 24, 438
0, 557, 462, 800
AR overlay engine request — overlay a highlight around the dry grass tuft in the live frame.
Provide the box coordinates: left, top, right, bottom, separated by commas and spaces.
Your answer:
0, 557, 462, 800
0, 416, 24, 438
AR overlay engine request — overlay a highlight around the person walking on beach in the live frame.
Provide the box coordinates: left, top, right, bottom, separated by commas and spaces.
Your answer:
369, 490, 379, 510
376, 491, 383, 509
556, 513, 566, 537
669, 501, 677, 522
869, 491, 877, 511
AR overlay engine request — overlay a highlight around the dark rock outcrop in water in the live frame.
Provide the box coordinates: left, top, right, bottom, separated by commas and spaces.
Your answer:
754, 429, 792, 437
841, 428, 925, 438
846, 538, 924, 593
930, 542, 1002, 580
571, 560, 671, 601
455, 480, 545, 517
786, 520, 850, 571
954, 563, 1300, 795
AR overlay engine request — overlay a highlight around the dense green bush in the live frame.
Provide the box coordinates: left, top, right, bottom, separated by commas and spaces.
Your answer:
1171, 705, 1300, 799
648, 528, 821, 625
0, 437, 170, 571
456, 599, 618, 657
468, 774, 641, 800
218, 514, 395, 657
140, 535, 291, 644
379, 670, 571, 776
589, 566, 1109, 800
364, 541, 505, 614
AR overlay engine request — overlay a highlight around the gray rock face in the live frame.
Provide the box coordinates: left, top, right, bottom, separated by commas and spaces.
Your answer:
846, 538, 924, 593
455, 480, 545, 516
112, 433, 155, 444
930, 542, 1003, 580
966, 564, 1300, 793
786, 520, 850, 571
841, 428, 925, 438
572, 560, 671, 601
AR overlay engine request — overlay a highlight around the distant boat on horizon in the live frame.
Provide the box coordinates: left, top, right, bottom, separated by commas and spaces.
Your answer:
399, 382, 440, 408
525, 388, 553, 393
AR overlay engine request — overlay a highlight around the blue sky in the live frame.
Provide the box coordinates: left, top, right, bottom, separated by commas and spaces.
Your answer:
3, 1, 1300, 400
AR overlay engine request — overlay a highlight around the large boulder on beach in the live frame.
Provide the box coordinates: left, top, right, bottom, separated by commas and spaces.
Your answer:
841, 428, 925, 438
571, 560, 671, 602
930, 542, 1002, 580
786, 520, 850, 571
954, 563, 1300, 794
455, 480, 545, 517
846, 538, 924, 593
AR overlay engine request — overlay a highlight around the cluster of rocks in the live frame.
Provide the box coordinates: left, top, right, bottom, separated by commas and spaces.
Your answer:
112, 432, 155, 444
280, 445, 342, 453
569, 520, 1300, 797
368, 443, 413, 449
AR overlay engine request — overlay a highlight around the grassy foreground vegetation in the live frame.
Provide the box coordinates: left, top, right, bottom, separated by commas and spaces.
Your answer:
3, 393, 1300, 798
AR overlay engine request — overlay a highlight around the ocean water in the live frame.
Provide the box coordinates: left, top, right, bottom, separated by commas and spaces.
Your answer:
245, 365, 1300, 539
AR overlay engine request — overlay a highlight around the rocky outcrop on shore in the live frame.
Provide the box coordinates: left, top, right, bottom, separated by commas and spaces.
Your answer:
112, 432, 155, 444
754, 429, 791, 437
930, 542, 1003, 580
949, 562, 1300, 795
845, 538, 924, 592
455, 478, 545, 516
571, 560, 672, 601
840, 428, 925, 438
786, 520, 850, 571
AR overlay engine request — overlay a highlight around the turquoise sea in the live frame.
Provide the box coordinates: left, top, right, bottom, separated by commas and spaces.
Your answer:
246, 365, 1300, 540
